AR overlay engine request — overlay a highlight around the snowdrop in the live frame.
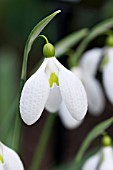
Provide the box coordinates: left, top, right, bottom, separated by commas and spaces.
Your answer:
82, 135, 113, 170
0, 142, 24, 170
20, 41, 88, 125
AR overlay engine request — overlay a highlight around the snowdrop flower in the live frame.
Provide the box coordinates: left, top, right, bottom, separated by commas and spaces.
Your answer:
82, 135, 113, 170
20, 41, 88, 125
0, 142, 24, 170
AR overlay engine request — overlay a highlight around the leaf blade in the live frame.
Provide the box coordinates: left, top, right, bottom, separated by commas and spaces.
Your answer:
74, 17, 113, 62
22, 10, 61, 80
55, 28, 88, 57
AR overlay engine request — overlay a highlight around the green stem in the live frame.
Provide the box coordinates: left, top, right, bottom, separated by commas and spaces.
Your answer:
12, 80, 25, 152
29, 114, 56, 170
39, 35, 49, 44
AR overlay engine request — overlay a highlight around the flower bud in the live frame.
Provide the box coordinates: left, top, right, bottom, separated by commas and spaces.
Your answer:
43, 43, 55, 58
106, 35, 113, 47
102, 135, 112, 147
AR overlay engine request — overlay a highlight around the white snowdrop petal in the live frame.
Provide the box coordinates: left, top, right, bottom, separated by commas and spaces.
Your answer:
20, 59, 50, 125
99, 147, 113, 170
59, 69, 88, 120
59, 102, 83, 129
0, 143, 24, 170
80, 48, 103, 76
103, 60, 113, 104
45, 84, 62, 113
82, 152, 100, 170
84, 75, 105, 115
0, 164, 4, 170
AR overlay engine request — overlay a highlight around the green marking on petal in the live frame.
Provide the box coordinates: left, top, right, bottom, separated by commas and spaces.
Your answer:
0, 154, 4, 164
49, 72, 59, 88
100, 55, 109, 70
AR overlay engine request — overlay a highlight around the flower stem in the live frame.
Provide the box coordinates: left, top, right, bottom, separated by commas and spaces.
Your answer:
12, 79, 25, 152
29, 114, 56, 170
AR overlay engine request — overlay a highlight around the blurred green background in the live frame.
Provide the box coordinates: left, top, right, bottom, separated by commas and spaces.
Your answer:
0, 0, 113, 169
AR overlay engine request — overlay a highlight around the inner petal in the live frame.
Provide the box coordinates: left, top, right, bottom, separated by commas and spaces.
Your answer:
45, 84, 62, 113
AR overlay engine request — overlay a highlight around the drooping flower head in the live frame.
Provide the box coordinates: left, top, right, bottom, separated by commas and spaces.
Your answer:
0, 142, 24, 170
20, 39, 88, 125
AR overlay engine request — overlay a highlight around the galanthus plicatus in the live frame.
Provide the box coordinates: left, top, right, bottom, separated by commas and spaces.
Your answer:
20, 41, 88, 125
0, 142, 24, 170
82, 135, 113, 170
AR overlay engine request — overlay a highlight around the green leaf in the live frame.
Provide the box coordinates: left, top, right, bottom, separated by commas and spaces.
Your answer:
73, 17, 113, 63
55, 28, 88, 57
21, 10, 61, 81
70, 117, 113, 170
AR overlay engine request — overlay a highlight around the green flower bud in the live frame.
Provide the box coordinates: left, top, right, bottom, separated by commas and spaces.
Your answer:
43, 43, 55, 58
106, 35, 113, 47
102, 135, 112, 147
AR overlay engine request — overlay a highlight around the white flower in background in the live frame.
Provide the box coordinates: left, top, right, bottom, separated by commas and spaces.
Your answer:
0, 142, 24, 170
82, 135, 113, 170
20, 43, 88, 125
102, 48, 113, 104
60, 48, 105, 125
80, 46, 113, 106
80, 48, 105, 115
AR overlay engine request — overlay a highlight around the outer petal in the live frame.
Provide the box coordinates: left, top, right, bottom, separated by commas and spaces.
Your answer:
99, 147, 113, 170
59, 102, 83, 129
0, 164, 4, 170
45, 84, 62, 113
80, 48, 103, 76
84, 75, 105, 115
0, 142, 24, 170
54, 58, 88, 120
82, 152, 100, 170
20, 59, 50, 125
103, 60, 113, 104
